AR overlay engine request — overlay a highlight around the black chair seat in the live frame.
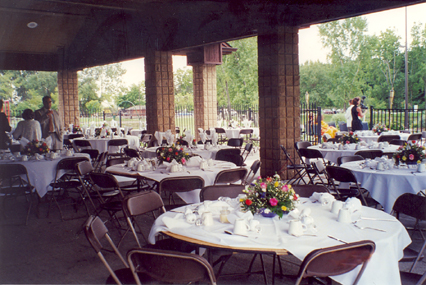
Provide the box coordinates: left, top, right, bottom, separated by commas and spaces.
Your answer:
49, 180, 81, 189
101, 201, 123, 212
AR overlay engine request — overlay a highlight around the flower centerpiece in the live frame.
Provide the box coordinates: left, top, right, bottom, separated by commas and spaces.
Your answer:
156, 144, 191, 164
72, 125, 82, 133
23, 140, 50, 156
393, 141, 426, 165
176, 134, 187, 146
372, 123, 388, 135
240, 174, 299, 218
339, 131, 360, 144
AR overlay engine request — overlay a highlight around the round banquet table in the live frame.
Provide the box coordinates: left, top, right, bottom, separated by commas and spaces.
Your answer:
354, 131, 410, 144
148, 198, 411, 285
0, 152, 89, 197
106, 160, 238, 204
341, 160, 426, 213
309, 144, 399, 164
73, 135, 140, 153
141, 145, 235, 160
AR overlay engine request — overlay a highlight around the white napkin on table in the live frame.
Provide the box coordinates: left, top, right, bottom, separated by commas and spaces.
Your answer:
309, 192, 335, 205
162, 214, 192, 229
186, 156, 202, 167
344, 197, 362, 213
154, 131, 164, 145
227, 211, 253, 225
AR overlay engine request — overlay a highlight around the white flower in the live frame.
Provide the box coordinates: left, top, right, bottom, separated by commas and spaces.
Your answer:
273, 174, 280, 179
263, 208, 271, 214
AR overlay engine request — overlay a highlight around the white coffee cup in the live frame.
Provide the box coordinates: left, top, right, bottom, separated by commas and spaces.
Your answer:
301, 215, 314, 225
337, 208, 352, 223
234, 218, 250, 236
249, 220, 260, 232
288, 219, 307, 236
21, 155, 28, 161
331, 200, 344, 215
137, 163, 145, 172
202, 211, 214, 227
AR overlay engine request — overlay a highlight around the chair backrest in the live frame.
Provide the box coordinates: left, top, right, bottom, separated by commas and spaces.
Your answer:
377, 135, 400, 142
108, 139, 128, 147
127, 248, 217, 285
294, 141, 312, 158
243, 160, 261, 185
56, 157, 90, 175
337, 155, 365, 166
81, 149, 99, 160
239, 129, 253, 135
408, 133, 422, 141
215, 127, 226, 134
84, 216, 129, 285
392, 193, 426, 221
295, 240, 375, 285
241, 143, 253, 161
298, 148, 325, 160
75, 160, 94, 176
123, 147, 140, 159
74, 139, 92, 147
354, 150, 383, 160
200, 184, 245, 201
215, 149, 244, 166
338, 122, 348, 132
389, 139, 407, 146
0, 163, 29, 180
68, 134, 84, 140
158, 176, 205, 195
93, 151, 108, 172
280, 145, 297, 165
89, 172, 124, 197
325, 165, 357, 184
214, 168, 248, 185
292, 184, 329, 198
122, 191, 166, 247
106, 157, 127, 167
227, 138, 244, 148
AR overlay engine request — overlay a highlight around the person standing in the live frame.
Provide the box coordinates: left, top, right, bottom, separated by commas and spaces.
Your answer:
13, 109, 42, 142
35, 96, 63, 150
351, 97, 365, 132
0, 99, 11, 150
344, 99, 354, 131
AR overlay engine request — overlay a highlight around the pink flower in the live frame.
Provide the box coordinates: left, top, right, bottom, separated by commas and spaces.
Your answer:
269, 198, 278, 206
257, 176, 262, 180
409, 154, 415, 161
181, 157, 186, 164
260, 183, 267, 191
281, 185, 289, 192
346, 140, 350, 144
168, 148, 173, 152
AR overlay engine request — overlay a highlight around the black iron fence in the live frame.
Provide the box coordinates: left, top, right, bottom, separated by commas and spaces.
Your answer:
369, 107, 426, 133
300, 103, 321, 145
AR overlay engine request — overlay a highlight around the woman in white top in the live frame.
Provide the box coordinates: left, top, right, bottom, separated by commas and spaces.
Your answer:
13, 109, 42, 142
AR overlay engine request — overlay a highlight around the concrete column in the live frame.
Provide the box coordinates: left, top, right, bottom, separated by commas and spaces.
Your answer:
144, 50, 175, 133
57, 70, 79, 128
193, 64, 217, 138
258, 26, 300, 178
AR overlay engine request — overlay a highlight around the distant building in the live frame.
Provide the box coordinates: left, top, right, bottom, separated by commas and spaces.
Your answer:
125, 105, 146, 116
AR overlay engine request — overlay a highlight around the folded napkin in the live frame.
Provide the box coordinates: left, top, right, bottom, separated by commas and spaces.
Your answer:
186, 156, 202, 167
154, 131, 164, 145
162, 214, 192, 229
344, 197, 362, 212
309, 192, 335, 205
43, 136, 52, 149
227, 211, 253, 225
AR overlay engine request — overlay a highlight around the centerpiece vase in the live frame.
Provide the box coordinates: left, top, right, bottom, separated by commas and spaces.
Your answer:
259, 208, 277, 218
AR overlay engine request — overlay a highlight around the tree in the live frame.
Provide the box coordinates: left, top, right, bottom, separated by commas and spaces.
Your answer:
116, 83, 146, 109
174, 68, 194, 109
217, 37, 258, 107
318, 17, 368, 106
299, 61, 334, 107
409, 23, 426, 108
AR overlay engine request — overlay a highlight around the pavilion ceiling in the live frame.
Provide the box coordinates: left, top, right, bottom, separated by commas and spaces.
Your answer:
0, 0, 425, 71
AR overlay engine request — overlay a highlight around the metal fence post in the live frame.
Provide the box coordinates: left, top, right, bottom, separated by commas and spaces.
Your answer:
369, 106, 373, 130
103, 111, 105, 121
119, 110, 122, 128
316, 107, 322, 144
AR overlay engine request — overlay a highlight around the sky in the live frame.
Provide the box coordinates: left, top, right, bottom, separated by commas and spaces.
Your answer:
120, 3, 426, 87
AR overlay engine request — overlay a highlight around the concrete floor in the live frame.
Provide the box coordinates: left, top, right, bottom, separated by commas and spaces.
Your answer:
0, 151, 425, 284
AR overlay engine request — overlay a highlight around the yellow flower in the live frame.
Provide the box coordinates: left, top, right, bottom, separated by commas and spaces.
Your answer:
281, 205, 287, 211
402, 156, 407, 161
274, 181, 279, 187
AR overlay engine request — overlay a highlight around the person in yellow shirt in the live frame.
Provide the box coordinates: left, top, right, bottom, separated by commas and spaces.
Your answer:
321, 115, 338, 141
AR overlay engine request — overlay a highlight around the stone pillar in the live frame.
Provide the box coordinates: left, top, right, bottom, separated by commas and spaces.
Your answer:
193, 64, 217, 138
57, 70, 79, 128
145, 50, 175, 133
258, 26, 300, 178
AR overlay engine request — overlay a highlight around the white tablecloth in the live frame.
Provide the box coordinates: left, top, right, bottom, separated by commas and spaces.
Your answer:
355, 131, 410, 144
148, 198, 411, 285
0, 153, 89, 197
73, 135, 140, 153
141, 145, 235, 160
309, 144, 399, 164
106, 161, 238, 204
341, 160, 426, 213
